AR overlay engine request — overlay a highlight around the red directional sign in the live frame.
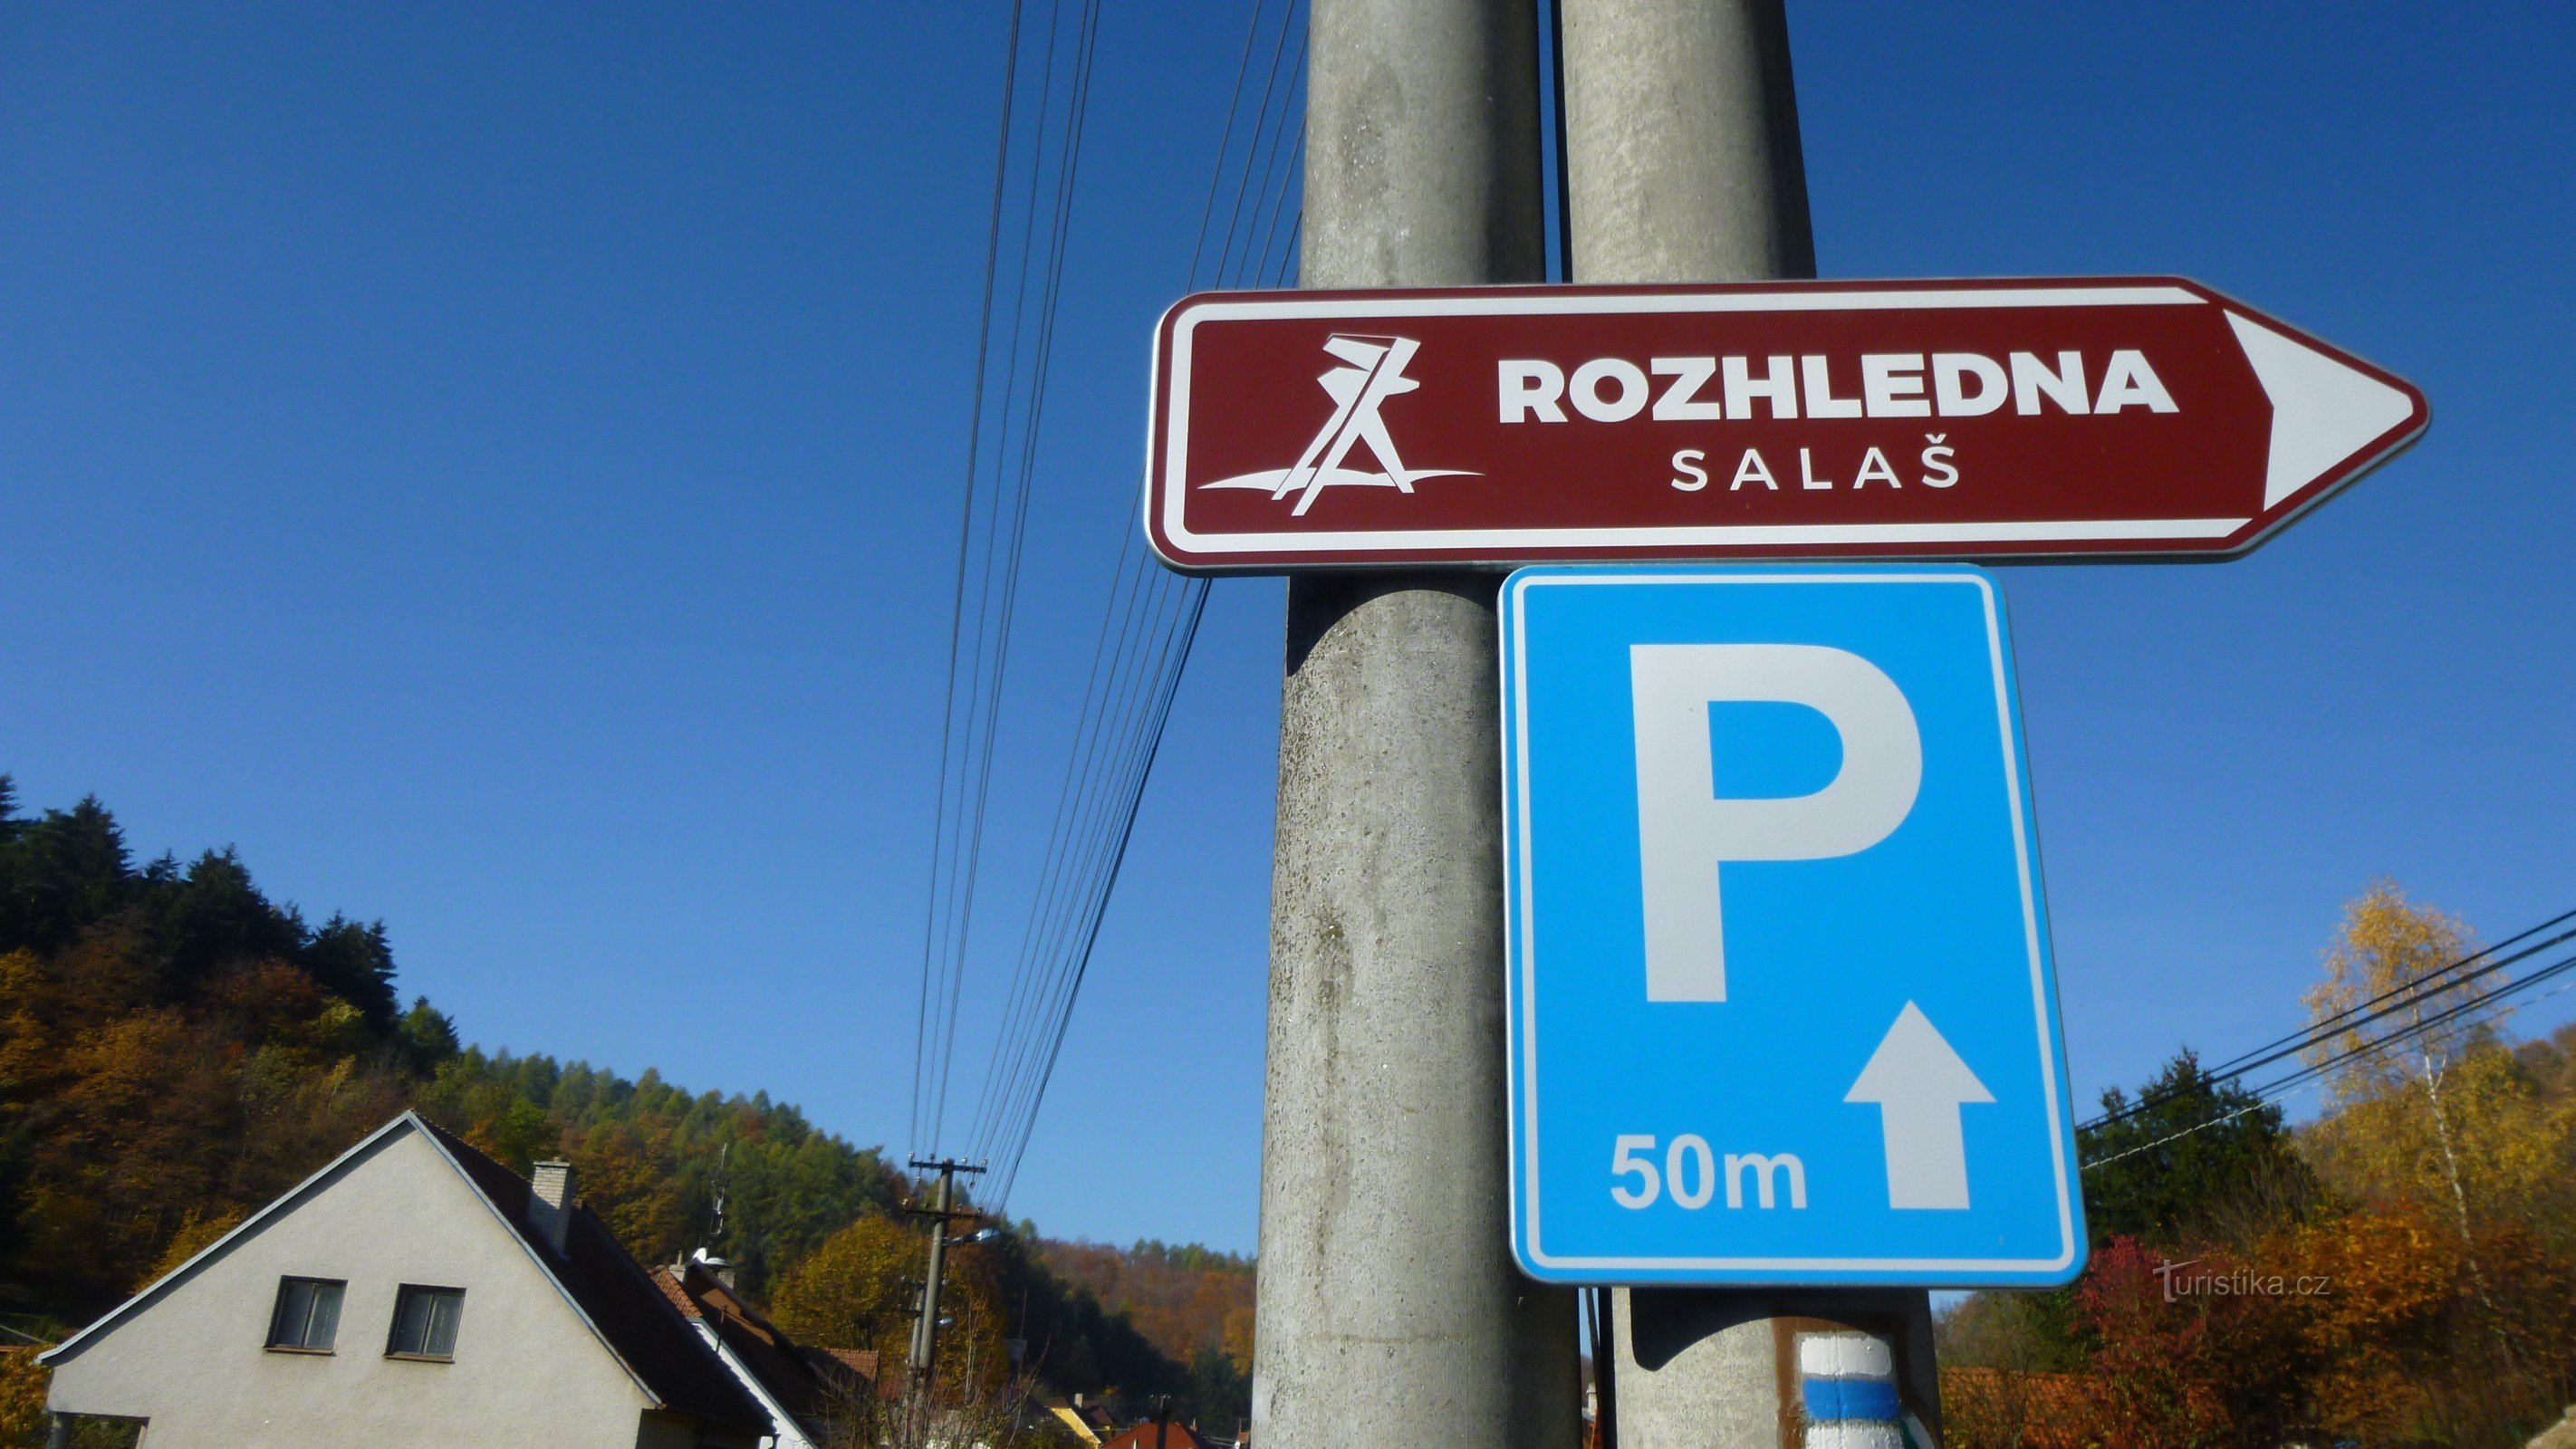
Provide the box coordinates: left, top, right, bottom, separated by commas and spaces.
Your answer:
1142, 278, 2427, 571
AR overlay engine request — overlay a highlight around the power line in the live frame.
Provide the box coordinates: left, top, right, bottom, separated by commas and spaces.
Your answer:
958, 0, 1309, 1207
909, 0, 1107, 1160
2082, 1093, 2292, 1175
2080, 931, 2576, 1170
1212, 10, 1304, 287
2197, 906, 2572, 1083
2079, 904, 2576, 1135
964, 542, 1187, 1164
1248, 126, 1307, 287
912, 0, 1031, 1161
993, 586, 1213, 1208
974, 576, 1202, 1184
2250, 945, 2576, 1103
1187, 0, 1274, 289
946, 0, 1136, 1175
930, 0, 1109, 1155
981, 253, 1302, 1200
979, 61, 1309, 1205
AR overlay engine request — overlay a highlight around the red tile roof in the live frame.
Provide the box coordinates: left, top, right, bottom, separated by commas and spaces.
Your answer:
650, 1257, 877, 1429
1102, 1421, 1226, 1449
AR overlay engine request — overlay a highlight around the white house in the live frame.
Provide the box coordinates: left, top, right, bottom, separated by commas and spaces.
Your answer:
39, 1111, 775, 1448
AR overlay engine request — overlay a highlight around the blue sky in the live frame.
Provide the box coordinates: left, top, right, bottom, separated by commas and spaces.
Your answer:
2, 3, 2569, 1254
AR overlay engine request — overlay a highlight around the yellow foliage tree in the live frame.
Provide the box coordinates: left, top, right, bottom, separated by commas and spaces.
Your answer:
566, 1124, 685, 1265
133, 1205, 245, 1293
0, 1348, 45, 1449
2302, 887, 2495, 1227
2298, 881, 2574, 1370
2268, 1202, 2576, 1445
2272, 1205, 2459, 1440
768, 1213, 1008, 1403
2302, 1045, 2575, 1240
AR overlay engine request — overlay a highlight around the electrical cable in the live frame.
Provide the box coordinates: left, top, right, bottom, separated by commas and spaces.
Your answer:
910, 0, 1113, 1159
2246, 948, 2576, 1104
1210, 1, 1302, 288
959, 0, 1217, 1166
2192, 905, 2573, 1084
962, 1, 1309, 1204
912, 0, 1030, 1160
2081, 937, 2576, 1170
2080, 907, 2576, 1134
980, 561, 1210, 1179
1187, 0, 1274, 290
980, 82, 1310, 1204
929, 0, 1108, 1153
993, 583, 1212, 1207
1247, 127, 1306, 289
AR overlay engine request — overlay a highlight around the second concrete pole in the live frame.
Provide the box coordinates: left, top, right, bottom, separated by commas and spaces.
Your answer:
1555, 2, 1943, 1446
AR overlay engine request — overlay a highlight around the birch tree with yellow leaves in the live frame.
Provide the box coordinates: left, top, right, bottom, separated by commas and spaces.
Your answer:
2299, 883, 2576, 1369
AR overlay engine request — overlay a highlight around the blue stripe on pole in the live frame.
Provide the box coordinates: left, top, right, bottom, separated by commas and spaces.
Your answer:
1802, 1377, 1901, 1423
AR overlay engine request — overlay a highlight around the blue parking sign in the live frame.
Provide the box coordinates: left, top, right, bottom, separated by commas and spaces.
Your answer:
1501, 565, 2084, 1286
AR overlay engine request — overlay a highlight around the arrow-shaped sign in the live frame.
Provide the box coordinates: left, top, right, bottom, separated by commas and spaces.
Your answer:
1844, 1002, 1994, 1211
1145, 277, 2430, 571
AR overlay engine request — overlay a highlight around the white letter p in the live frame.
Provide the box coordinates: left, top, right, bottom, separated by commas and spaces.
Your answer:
1629, 644, 1921, 1003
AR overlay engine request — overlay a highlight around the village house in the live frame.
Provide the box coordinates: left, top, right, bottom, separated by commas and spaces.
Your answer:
1101, 1416, 1232, 1449
650, 1249, 878, 1449
37, 1111, 788, 1447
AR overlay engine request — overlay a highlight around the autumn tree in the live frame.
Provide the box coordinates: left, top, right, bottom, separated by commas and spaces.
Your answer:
1040, 1237, 1254, 1380
2061, 1235, 2327, 1447
771, 1213, 1008, 1402
0, 781, 440, 1314
566, 1121, 686, 1262
0, 1348, 45, 1449
2268, 1200, 2576, 1445
2298, 882, 2543, 1367
770, 1213, 919, 1357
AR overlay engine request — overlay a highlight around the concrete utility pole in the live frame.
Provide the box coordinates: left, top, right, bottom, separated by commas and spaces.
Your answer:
1251, 2, 1577, 1447
1554, 5, 1942, 1445
1559, 0, 1811, 285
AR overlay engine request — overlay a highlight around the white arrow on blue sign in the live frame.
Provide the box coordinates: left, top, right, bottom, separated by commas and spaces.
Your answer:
1501, 564, 2086, 1287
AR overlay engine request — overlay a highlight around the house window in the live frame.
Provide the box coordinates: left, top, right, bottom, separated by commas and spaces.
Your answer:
387, 1285, 465, 1359
49, 1415, 145, 1448
266, 1277, 343, 1352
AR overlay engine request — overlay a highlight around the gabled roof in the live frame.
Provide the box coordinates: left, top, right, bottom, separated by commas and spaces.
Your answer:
1044, 1397, 1112, 1445
41, 1110, 769, 1436
1102, 1421, 1226, 1449
414, 1118, 769, 1432
812, 1345, 881, 1382
650, 1255, 873, 1430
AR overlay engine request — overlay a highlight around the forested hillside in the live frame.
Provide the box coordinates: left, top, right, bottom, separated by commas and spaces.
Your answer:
1042, 1240, 1256, 1416
1938, 886, 2576, 1449
0, 778, 1250, 1425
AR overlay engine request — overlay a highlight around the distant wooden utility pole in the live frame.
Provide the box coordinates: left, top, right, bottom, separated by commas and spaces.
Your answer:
904, 1156, 985, 1443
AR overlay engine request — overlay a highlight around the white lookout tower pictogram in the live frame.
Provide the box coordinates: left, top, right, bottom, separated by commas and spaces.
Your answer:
1201, 333, 1477, 515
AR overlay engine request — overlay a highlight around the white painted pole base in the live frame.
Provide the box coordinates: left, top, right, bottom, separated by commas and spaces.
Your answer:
1611, 1289, 1940, 1449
